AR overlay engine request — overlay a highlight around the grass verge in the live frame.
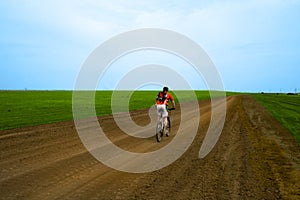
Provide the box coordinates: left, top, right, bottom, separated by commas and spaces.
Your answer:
252, 93, 300, 145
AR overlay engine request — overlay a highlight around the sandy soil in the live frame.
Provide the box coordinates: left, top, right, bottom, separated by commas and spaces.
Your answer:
0, 95, 299, 200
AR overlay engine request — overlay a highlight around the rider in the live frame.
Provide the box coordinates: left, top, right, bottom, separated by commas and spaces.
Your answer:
156, 86, 175, 135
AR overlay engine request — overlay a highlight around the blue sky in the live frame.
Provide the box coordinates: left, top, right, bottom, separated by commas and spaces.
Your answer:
1, 0, 299, 92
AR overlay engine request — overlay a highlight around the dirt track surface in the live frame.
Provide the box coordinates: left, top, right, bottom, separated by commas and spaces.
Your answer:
0, 95, 299, 199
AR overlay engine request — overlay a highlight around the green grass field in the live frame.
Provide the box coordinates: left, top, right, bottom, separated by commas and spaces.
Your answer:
252, 93, 300, 145
2, 91, 299, 145
0, 90, 233, 130
0, 91, 73, 130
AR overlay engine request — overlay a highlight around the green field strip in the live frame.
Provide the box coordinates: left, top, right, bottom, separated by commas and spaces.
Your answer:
0, 90, 235, 130
252, 94, 300, 145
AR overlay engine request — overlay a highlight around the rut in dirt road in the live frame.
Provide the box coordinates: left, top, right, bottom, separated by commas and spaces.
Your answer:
0, 95, 299, 200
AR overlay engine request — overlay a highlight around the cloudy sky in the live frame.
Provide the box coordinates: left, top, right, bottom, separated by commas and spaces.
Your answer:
1, 0, 299, 92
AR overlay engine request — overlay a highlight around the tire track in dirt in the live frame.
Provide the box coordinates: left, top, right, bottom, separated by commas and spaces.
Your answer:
0, 95, 299, 199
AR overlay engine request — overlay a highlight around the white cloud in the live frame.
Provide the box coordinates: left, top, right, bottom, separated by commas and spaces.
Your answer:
7, 0, 297, 43
2, 0, 299, 90
7, 0, 289, 47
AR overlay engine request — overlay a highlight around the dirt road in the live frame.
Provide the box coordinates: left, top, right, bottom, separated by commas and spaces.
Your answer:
0, 95, 299, 199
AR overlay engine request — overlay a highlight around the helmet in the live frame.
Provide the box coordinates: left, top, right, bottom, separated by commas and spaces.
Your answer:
163, 86, 169, 92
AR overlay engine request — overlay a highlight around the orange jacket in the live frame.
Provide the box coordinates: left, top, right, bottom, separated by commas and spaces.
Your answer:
156, 92, 174, 105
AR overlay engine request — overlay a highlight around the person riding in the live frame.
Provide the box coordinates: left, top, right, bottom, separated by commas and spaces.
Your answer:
155, 86, 175, 136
